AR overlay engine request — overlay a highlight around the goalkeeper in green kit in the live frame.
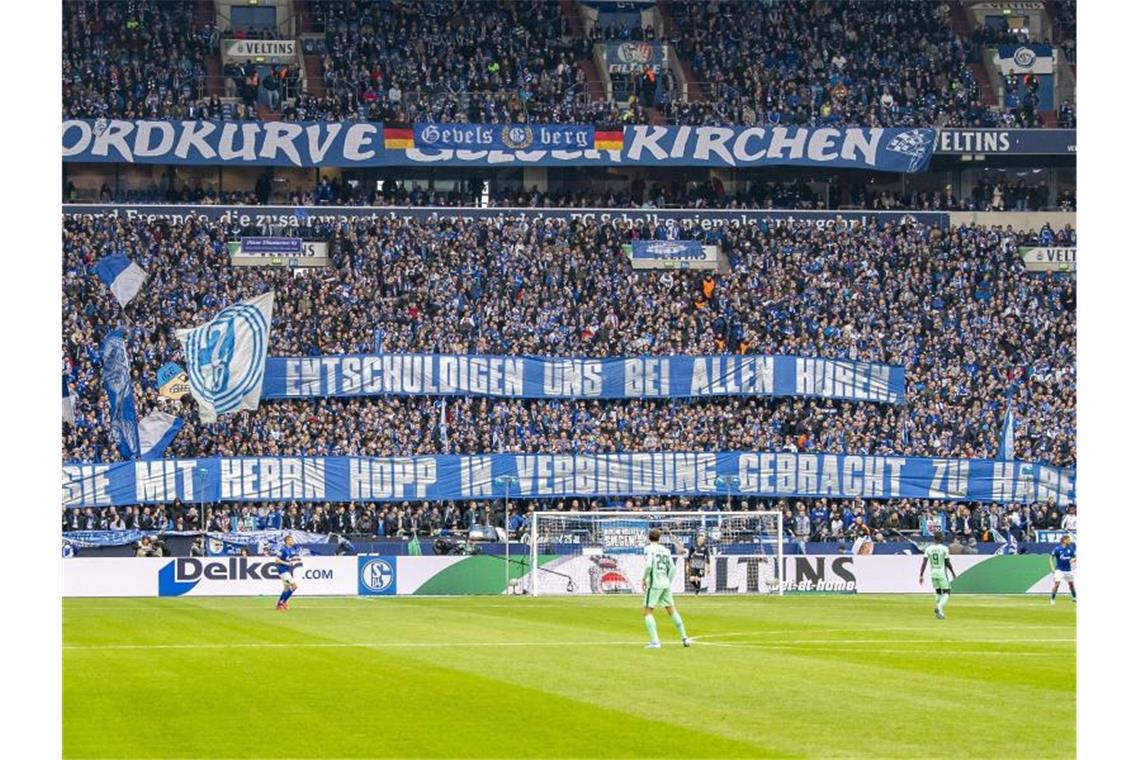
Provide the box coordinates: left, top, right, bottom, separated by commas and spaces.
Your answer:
642, 528, 691, 649
918, 531, 957, 619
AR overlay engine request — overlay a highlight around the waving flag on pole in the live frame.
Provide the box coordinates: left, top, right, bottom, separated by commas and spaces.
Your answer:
439, 397, 449, 454
177, 293, 274, 423
137, 411, 184, 459
94, 255, 148, 308
62, 374, 76, 424
999, 405, 1015, 460
100, 329, 140, 459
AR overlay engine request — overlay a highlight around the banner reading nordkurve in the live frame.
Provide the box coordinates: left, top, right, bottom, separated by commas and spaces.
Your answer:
261, 354, 906, 404
63, 452, 1075, 508
62, 120, 935, 171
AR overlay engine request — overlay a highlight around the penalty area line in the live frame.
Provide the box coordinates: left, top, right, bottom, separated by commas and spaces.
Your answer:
693, 637, 1075, 645
63, 639, 678, 652
695, 642, 1055, 657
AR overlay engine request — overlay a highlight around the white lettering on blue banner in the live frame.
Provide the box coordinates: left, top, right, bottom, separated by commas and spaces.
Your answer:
262, 354, 904, 403
61, 453, 1075, 508
62, 120, 936, 171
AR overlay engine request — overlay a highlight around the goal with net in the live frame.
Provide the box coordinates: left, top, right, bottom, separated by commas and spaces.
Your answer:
524, 511, 783, 596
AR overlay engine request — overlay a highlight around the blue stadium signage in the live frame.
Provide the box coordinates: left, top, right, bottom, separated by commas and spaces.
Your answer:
935, 129, 1075, 155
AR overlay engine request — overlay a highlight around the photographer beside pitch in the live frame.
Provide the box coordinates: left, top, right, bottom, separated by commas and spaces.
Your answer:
641, 528, 691, 649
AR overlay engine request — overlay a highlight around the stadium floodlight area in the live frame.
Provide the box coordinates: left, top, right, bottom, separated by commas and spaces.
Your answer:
526, 511, 783, 596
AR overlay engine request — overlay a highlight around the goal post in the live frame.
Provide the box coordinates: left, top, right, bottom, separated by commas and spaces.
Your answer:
526, 511, 784, 596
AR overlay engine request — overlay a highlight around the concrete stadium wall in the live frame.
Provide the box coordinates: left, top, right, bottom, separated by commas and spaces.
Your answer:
949, 210, 1075, 230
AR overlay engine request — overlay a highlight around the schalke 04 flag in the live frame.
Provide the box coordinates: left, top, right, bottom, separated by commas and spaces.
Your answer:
100, 328, 140, 458
177, 293, 274, 423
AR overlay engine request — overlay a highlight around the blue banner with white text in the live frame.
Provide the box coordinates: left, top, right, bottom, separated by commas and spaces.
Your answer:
62, 120, 935, 171
62, 453, 1075, 508
628, 239, 707, 264
935, 128, 1075, 155
260, 354, 906, 404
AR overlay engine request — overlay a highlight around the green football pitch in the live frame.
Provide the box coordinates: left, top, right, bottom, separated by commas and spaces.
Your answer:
63, 594, 1075, 759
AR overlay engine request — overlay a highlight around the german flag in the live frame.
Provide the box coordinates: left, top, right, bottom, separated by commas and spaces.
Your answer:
594, 129, 623, 151
384, 124, 413, 150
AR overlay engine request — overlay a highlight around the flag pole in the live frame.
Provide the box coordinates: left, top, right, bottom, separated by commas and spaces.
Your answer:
494, 475, 518, 594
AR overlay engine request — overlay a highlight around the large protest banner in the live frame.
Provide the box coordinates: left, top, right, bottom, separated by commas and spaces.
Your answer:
261, 354, 906, 404
62, 120, 935, 171
63, 452, 1075, 508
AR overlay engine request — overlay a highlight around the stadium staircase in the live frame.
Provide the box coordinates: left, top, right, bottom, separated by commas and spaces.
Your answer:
295, 0, 315, 33
558, 0, 607, 102
655, 0, 705, 103
555, 0, 684, 110
197, 0, 225, 97
302, 55, 326, 98
579, 58, 607, 102
1044, 1, 1076, 116
947, 1, 999, 107
290, 1, 326, 98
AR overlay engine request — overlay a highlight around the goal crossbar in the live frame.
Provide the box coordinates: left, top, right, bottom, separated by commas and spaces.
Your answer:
527, 510, 784, 596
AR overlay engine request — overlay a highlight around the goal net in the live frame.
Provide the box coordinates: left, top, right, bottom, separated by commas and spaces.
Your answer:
525, 511, 783, 596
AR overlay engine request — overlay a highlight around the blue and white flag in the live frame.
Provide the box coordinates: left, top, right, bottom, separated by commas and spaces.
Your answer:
94, 254, 148, 308
1000, 406, 1015, 461
137, 411, 184, 460
64, 529, 149, 548
439, 397, 449, 454
62, 374, 75, 424
994, 45, 1054, 76
205, 529, 326, 557
100, 329, 140, 459
176, 292, 274, 423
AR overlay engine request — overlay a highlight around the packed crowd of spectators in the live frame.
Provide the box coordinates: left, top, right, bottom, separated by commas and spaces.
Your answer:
63, 496, 1076, 550
63, 213, 1074, 473
304, 0, 598, 124
666, 0, 1000, 129
62, 0, 1071, 129
63, 0, 217, 120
